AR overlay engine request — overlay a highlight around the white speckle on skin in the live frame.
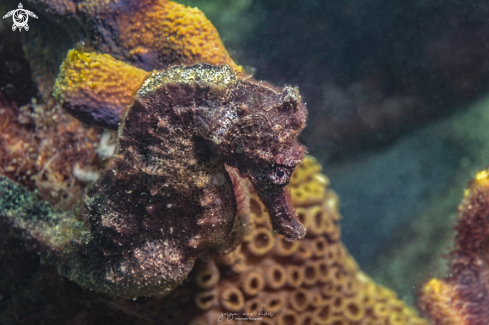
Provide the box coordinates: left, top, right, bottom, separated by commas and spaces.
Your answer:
210, 110, 238, 144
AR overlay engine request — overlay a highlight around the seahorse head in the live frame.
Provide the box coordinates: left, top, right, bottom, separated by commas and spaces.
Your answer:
136, 64, 309, 241
217, 78, 308, 241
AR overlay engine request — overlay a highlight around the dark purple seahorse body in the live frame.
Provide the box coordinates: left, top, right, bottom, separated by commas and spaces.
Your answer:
75, 64, 307, 297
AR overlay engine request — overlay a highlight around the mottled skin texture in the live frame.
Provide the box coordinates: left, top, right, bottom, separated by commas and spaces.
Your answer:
218, 84, 308, 240
79, 64, 306, 296
0, 63, 307, 298
2, 63, 306, 298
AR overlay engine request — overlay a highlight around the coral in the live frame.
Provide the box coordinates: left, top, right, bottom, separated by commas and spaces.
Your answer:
0, 175, 89, 251
289, 155, 329, 206
20, 0, 241, 99
2, 62, 308, 298
54, 49, 150, 129
419, 169, 489, 325
185, 156, 428, 325
177, 0, 256, 53
0, 96, 111, 210
103, 0, 242, 71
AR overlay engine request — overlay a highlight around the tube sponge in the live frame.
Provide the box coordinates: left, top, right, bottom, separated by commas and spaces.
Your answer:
240, 270, 265, 297
192, 261, 220, 290
245, 227, 275, 256
220, 286, 245, 312
289, 289, 310, 312
194, 289, 217, 310
274, 235, 299, 256
263, 263, 287, 290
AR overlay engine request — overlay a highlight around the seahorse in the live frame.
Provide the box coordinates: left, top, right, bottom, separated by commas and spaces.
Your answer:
82, 63, 307, 294
1, 59, 308, 298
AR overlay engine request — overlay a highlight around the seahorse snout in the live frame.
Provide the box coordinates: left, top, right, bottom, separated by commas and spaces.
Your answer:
253, 182, 306, 241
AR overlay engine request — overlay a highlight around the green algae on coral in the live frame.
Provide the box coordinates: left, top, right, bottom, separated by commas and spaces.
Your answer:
0, 176, 89, 250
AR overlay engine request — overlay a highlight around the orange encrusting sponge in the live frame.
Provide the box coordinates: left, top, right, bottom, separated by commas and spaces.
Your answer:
54, 49, 150, 129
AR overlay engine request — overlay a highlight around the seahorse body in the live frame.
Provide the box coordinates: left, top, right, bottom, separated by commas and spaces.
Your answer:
1, 62, 307, 298
77, 64, 308, 296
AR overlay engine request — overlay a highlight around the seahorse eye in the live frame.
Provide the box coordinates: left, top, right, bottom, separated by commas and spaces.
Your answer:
269, 165, 291, 185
